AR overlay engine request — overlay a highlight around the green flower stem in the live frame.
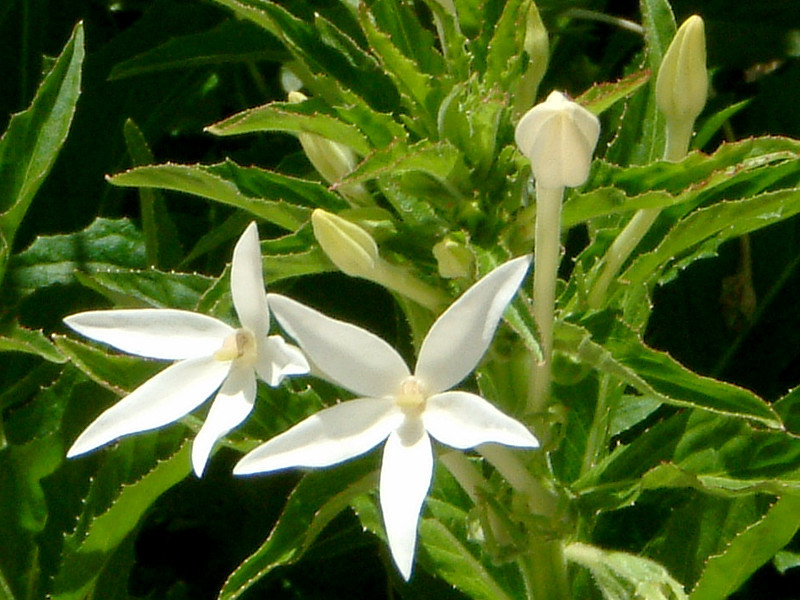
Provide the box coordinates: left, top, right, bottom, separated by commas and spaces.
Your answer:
587, 207, 660, 308
664, 116, 695, 162
519, 539, 570, 600
440, 451, 513, 547
527, 183, 563, 419
373, 260, 449, 311
479, 444, 556, 515
587, 116, 694, 309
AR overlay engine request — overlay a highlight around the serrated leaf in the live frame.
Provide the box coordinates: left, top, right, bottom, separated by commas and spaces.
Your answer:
418, 518, 516, 600
75, 268, 213, 311
358, 3, 440, 131
0, 22, 84, 285
603, 321, 780, 428
566, 542, 687, 600
578, 70, 651, 117
53, 335, 162, 396
210, 0, 398, 111
218, 459, 377, 600
692, 99, 751, 150
207, 97, 372, 156
346, 139, 464, 186
623, 186, 800, 291
50, 441, 191, 600
109, 19, 287, 80
108, 161, 331, 230
483, 0, 526, 88
689, 496, 800, 600
7, 217, 146, 298
0, 322, 65, 363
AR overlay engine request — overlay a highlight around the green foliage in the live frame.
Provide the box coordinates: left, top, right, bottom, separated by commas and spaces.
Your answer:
5, 0, 800, 598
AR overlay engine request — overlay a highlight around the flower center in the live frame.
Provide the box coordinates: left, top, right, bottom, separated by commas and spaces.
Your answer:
213, 328, 258, 366
395, 376, 426, 414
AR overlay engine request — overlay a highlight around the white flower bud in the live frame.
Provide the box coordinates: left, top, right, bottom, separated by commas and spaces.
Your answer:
656, 15, 708, 127
311, 209, 379, 278
289, 91, 359, 186
514, 91, 600, 189
432, 238, 474, 279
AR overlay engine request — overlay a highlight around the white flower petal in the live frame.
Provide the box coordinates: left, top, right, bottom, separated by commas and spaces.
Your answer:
64, 309, 234, 360
232, 222, 270, 338
380, 418, 433, 580
67, 356, 231, 458
234, 397, 400, 474
424, 391, 539, 449
268, 294, 409, 397
415, 255, 531, 393
255, 335, 310, 387
191, 365, 257, 477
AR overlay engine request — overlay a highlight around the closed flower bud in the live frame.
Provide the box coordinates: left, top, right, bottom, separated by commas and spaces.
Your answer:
515, 91, 600, 189
289, 91, 359, 186
312, 209, 379, 278
656, 15, 708, 127
433, 237, 474, 279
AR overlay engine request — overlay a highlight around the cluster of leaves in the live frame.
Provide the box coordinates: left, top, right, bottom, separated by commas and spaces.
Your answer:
4, 0, 800, 599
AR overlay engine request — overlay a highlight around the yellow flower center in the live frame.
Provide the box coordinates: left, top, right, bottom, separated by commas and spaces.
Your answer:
395, 376, 426, 414
213, 328, 258, 367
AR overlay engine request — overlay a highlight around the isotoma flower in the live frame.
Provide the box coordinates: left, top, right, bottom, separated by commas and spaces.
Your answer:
234, 255, 539, 579
64, 222, 309, 476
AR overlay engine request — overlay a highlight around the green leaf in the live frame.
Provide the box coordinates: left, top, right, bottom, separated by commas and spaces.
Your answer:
623, 186, 800, 291
0, 322, 65, 363
566, 542, 687, 600
218, 459, 377, 600
692, 99, 751, 150
207, 97, 372, 156
53, 335, 162, 396
7, 217, 146, 298
0, 22, 84, 284
108, 161, 339, 230
210, 0, 398, 111
358, 3, 440, 130
347, 139, 465, 186
50, 440, 191, 600
75, 268, 213, 310
483, 0, 526, 88
109, 19, 287, 80
689, 496, 800, 600
578, 70, 652, 117
603, 321, 780, 428
122, 120, 182, 269
418, 518, 516, 600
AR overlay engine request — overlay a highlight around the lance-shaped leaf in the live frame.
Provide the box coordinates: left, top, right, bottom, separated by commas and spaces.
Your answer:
0, 22, 84, 285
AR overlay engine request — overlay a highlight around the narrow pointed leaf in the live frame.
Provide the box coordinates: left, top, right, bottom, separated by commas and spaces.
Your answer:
0, 22, 84, 284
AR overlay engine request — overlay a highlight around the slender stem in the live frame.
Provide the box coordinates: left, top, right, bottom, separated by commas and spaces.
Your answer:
374, 261, 449, 311
527, 184, 563, 419
587, 207, 660, 308
479, 444, 556, 515
580, 374, 615, 476
519, 539, 571, 600
664, 116, 695, 162
587, 114, 697, 308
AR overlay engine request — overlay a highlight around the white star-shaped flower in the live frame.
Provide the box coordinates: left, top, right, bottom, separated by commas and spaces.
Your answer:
64, 222, 310, 476
234, 255, 539, 579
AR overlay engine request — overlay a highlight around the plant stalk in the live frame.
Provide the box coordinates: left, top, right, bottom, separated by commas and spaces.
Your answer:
527, 183, 563, 422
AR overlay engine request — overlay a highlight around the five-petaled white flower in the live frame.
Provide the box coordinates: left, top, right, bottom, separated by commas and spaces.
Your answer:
64, 222, 310, 476
234, 255, 539, 579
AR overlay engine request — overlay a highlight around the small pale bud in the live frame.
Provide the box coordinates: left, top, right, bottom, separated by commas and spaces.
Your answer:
288, 91, 359, 186
432, 238, 474, 279
513, 3, 550, 118
311, 209, 380, 278
515, 91, 600, 189
656, 15, 708, 126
